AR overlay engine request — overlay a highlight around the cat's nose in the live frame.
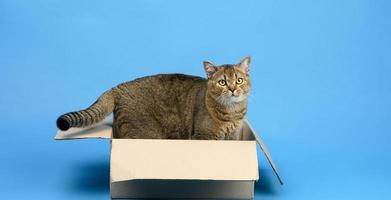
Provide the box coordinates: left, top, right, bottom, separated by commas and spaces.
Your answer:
230, 89, 236, 96
231, 90, 240, 97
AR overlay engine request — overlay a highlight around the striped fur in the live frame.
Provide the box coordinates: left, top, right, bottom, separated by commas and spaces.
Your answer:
57, 90, 115, 131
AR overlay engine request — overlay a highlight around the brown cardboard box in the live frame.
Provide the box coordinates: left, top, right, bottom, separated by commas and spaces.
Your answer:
55, 118, 282, 199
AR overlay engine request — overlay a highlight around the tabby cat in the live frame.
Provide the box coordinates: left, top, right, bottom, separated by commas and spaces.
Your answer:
57, 56, 251, 140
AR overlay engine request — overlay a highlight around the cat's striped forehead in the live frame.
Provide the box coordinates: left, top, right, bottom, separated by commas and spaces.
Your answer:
212, 64, 246, 80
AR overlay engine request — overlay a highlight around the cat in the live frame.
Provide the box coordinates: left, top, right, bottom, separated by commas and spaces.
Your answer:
57, 56, 251, 140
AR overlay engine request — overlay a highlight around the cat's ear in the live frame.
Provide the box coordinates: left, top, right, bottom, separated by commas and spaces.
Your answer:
203, 60, 217, 78
238, 56, 251, 75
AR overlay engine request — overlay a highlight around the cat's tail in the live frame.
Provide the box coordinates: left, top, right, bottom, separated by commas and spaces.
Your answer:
56, 90, 115, 131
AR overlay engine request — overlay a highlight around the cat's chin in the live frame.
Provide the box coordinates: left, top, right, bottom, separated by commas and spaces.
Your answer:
229, 96, 245, 103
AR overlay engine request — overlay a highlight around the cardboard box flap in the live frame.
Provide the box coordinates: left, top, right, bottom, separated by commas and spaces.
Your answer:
55, 119, 112, 140
110, 139, 259, 182
243, 120, 284, 185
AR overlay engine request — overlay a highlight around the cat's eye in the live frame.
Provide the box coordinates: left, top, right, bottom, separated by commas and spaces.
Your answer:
218, 80, 226, 86
236, 78, 244, 84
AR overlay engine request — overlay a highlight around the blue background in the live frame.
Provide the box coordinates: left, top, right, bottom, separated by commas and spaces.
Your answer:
1, 0, 390, 199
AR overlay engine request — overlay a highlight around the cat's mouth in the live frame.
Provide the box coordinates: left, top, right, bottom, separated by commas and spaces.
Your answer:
229, 95, 244, 102
214, 92, 247, 105
223, 93, 246, 104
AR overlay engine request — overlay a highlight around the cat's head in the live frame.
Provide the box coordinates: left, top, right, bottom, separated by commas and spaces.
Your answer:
204, 56, 251, 105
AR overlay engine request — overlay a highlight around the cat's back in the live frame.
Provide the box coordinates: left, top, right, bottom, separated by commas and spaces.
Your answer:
117, 73, 205, 94
113, 73, 206, 105
138, 73, 206, 86
147, 73, 206, 87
